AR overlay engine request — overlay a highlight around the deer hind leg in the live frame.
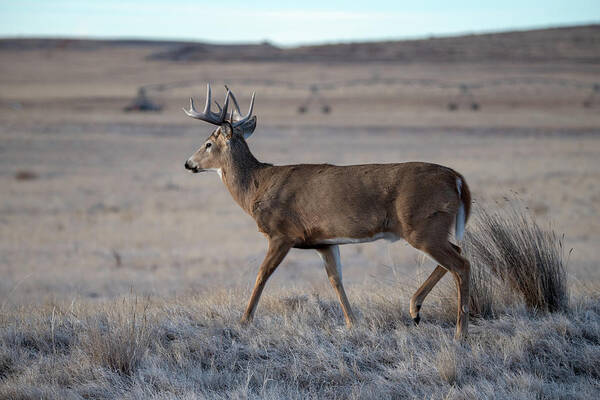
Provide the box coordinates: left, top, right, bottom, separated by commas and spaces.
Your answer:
410, 265, 447, 325
241, 238, 292, 325
420, 241, 470, 340
316, 245, 356, 327
409, 243, 462, 325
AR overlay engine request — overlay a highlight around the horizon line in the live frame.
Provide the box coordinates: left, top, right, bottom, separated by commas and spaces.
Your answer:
1, 21, 597, 48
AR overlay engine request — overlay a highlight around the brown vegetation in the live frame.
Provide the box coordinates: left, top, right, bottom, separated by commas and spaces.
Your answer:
465, 204, 569, 316
1, 289, 598, 398
1, 205, 596, 398
14, 170, 38, 181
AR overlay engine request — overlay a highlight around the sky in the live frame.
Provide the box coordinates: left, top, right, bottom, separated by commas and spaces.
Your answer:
0, 0, 598, 46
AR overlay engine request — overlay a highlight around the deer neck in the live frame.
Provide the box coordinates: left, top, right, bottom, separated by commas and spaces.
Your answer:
220, 140, 265, 214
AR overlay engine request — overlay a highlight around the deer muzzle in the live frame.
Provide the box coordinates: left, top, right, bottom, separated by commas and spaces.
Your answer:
184, 159, 201, 173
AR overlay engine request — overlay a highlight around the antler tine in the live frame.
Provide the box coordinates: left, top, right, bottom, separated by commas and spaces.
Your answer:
247, 92, 255, 117
225, 85, 242, 116
183, 84, 232, 125
203, 84, 212, 114
219, 90, 230, 122
183, 97, 205, 119
232, 91, 256, 127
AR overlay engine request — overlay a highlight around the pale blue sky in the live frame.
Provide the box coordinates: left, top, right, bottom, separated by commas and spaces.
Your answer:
0, 0, 598, 45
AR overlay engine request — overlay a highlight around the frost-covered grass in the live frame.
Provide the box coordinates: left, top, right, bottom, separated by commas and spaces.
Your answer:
1, 206, 596, 399
1, 286, 598, 400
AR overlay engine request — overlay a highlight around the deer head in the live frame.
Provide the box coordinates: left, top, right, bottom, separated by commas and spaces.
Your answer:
184, 84, 256, 174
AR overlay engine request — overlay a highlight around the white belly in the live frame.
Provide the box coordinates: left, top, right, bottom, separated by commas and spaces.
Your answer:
317, 232, 401, 246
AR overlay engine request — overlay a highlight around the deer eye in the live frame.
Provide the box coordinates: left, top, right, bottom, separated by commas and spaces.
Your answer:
206, 142, 212, 149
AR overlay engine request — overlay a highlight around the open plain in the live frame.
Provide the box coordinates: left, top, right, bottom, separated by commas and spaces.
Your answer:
1, 27, 599, 398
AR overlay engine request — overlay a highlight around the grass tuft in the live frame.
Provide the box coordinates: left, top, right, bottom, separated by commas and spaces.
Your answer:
0, 353, 13, 380
463, 202, 569, 316
80, 297, 152, 376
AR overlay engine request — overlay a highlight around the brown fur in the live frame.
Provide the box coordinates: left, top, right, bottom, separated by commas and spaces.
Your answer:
185, 124, 472, 339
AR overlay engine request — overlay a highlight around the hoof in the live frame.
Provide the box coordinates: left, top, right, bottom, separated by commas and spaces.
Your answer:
345, 316, 357, 329
413, 314, 421, 326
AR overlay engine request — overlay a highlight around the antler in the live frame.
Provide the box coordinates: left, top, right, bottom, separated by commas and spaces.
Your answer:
225, 85, 256, 128
183, 84, 230, 125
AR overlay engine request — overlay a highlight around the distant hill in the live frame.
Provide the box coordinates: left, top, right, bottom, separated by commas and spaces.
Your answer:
148, 41, 282, 62
0, 38, 179, 51
284, 25, 600, 63
2, 25, 599, 63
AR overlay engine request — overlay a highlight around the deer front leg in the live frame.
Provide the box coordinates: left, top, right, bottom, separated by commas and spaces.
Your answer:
316, 245, 356, 327
241, 238, 292, 324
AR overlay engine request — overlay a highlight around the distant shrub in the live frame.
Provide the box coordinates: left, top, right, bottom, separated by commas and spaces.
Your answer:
14, 170, 38, 181
463, 203, 568, 316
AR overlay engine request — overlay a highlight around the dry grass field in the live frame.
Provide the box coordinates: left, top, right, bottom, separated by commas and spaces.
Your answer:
1, 27, 599, 398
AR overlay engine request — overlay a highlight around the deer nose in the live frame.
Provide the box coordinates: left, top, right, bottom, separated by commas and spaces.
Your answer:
185, 160, 193, 170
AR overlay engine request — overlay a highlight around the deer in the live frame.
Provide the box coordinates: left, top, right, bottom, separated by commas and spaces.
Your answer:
183, 85, 472, 339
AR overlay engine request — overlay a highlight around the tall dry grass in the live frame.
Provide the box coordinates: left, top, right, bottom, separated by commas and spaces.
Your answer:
463, 202, 569, 318
80, 297, 152, 376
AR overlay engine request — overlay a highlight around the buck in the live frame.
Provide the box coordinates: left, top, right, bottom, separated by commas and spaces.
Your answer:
184, 85, 472, 339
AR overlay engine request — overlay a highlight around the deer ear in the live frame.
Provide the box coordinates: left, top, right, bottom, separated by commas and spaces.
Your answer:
233, 115, 257, 140
220, 123, 233, 140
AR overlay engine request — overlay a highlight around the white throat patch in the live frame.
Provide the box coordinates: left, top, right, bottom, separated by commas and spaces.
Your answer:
207, 168, 222, 181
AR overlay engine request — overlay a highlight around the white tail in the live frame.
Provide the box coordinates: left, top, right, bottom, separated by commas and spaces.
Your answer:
183, 85, 473, 339
455, 177, 466, 241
